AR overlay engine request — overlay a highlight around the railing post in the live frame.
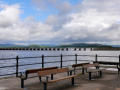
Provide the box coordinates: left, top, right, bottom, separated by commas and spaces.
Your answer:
118, 55, 120, 75
95, 54, 98, 62
16, 56, 19, 77
60, 54, 63, 68
42, 55, 44, 68
75, 54, 77, 64
119, 55, 120, 67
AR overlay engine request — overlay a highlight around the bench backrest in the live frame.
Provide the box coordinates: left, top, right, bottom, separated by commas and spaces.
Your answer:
83, 63, 99, 68
72, 63, 89, 68
26, 67, 58, 74
38, 68, 69, 76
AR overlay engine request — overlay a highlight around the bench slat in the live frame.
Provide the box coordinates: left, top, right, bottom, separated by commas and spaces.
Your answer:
38, 68, 69, 76
46, 75, 77, 83
72, 63, 89, 67
87, 69, 102, 72
26, 67, 58, 74
83, 63, 99, 68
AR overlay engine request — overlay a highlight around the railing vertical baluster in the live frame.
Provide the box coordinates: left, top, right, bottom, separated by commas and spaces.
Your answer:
60, 54, 63, 68
16, 56, 19, 77
95, 54, 98, 62
42, 55, 44, 68
75, 54, 77, 64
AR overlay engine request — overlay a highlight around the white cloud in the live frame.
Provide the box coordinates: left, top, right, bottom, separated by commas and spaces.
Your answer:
0, 4, 27, 41
1, 0, 120, 45
52, 0, 120, 44
0, 4, 57, 44
0, 4, 20, 27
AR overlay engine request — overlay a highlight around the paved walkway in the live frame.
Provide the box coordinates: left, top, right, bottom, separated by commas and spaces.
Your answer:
0, 71, 120, 90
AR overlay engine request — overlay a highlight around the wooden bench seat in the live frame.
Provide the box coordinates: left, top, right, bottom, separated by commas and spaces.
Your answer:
87, 69, 102, 72
38, 68, 77, 90
19, 66, 58, 88
46, 75, 76, 83
83, 63, 99, 68
72, 63, 89, 67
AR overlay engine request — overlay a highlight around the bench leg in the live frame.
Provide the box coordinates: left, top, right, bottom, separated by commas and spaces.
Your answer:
68, 70, 73, 76
74, 67, 76, 75
71, 78, 74, 86
82, 68, 84, 74
89, 72, 91, 80
43, 83, 47, 90
118, 68, 120, 75
67, 71, 69, 76
39, 76, 42, 83
85, 68, 88, 73
99, 71, 102, 77
70, 71, 72, 75
51, 74, 53, 80
21, 79, 24, 88
96, 66, 99, 69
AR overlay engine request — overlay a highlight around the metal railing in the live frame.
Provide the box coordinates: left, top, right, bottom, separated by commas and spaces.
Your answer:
0, 54, 120, 77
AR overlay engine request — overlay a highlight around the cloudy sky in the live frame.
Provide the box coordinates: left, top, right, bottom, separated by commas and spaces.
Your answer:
0, 0, 120, 45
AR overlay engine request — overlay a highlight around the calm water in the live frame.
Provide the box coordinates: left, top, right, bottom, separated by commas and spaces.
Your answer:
0, 48, 120, 77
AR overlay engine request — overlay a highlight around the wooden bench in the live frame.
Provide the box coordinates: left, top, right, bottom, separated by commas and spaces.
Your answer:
72, 63, 89, 74
19, 67, 58, 88
83, 63, 99, 68
38, 68, 77, 90
87, 69, 103, 80
93, 61, 120, 74
82, 63, 104, 80
82, 63, 99, 74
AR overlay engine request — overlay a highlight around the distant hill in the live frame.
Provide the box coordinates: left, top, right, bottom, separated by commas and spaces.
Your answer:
59, 43, 112, 48
0, 43, 114, 48
0, 44, 24, 48
111, 45, 120, 47
27, 45, 48, 48
0, 44, 51, 48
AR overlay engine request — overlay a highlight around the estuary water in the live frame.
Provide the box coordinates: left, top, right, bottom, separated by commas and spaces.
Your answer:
0, 48, 120, 77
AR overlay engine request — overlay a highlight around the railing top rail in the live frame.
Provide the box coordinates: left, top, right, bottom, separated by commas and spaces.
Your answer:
20, 56, 42, 59
0, 54, 119, 61
62, 55, 75, 56
77, 55, 95, 57
44, 55, 60, 57
0, 56, 42, 61
97, 55, 118, 58
0, 57, 16, 60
